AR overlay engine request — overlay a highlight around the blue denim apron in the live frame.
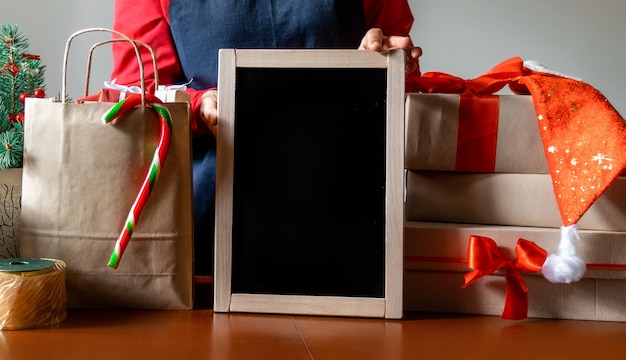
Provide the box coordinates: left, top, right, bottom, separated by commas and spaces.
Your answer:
169, 0, 366, 274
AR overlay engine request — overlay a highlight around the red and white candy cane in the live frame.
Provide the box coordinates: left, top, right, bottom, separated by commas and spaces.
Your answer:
103, 93, 173, 269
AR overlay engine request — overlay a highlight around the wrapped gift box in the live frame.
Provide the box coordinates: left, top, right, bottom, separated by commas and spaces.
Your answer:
403, 221, 626, 321
155, 89, 191, 103
405, 171, 626, 231
405, 93, 549, 173
404, 271, 626, 322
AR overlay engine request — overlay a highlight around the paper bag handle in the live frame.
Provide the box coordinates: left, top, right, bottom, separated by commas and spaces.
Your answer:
62, 28, 147, 106
84, 39, 159, 98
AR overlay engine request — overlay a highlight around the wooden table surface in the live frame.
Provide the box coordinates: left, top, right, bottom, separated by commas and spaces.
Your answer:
2, 308, 626, 360
2, 281, 626, 360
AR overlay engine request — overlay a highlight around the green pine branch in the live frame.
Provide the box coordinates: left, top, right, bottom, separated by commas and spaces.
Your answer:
0, 23, 46, 170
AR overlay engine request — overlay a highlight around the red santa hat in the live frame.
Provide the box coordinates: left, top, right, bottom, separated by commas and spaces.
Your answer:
516, 61, 626, 283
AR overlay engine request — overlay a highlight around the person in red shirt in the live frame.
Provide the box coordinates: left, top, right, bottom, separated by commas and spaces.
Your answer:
111, 0, 421, 275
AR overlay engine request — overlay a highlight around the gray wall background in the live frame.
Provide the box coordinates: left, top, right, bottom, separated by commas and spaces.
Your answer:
412, 0, 626, 115
1, 1, 114, 101
3, 1, 625, 113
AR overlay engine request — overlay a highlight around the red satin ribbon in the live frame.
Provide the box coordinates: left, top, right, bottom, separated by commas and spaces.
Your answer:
462, 235, 547, 320
587, 263, 626, 270
413, 57, 527, 172
456, 94, 500, 171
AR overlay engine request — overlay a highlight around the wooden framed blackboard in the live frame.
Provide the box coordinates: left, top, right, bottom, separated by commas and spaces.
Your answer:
214, 49, 404, 318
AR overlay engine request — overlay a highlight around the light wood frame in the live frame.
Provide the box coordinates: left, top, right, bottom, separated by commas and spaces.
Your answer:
214, 49, 405, 318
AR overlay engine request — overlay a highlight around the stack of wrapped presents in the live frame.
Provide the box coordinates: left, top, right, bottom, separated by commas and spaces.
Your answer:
403, 58, 626, 321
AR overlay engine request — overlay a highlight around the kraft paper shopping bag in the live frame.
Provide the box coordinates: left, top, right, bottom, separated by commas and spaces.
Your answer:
20, 28, 193, 309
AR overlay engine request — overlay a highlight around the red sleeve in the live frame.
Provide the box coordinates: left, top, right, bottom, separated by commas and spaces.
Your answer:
187, 88, 214, 134
112, 0, 211, 134
362, 0, 414, 36
111, 0, 182, 92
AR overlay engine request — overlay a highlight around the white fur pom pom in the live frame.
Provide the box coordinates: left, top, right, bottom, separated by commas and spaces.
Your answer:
541, 225, 587, 283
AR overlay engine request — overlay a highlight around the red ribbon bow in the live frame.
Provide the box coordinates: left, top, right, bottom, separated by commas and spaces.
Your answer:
462, 235, 547, 320
413, 56, 528, 95
411, 57, 531, 172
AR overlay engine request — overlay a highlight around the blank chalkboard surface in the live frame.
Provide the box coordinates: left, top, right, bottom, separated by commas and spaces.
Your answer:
214, 49, 405, 318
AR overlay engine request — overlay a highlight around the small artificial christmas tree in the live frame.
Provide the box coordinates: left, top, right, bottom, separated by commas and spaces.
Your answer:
0, 23, 46, 169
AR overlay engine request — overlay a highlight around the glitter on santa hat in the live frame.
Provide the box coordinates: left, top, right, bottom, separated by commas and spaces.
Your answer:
519, 61, 626, 283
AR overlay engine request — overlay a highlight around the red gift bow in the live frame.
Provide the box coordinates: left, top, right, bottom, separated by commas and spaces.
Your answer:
462, 235, 547, 320
413, 56, 528, 95
413, 57, 529, 172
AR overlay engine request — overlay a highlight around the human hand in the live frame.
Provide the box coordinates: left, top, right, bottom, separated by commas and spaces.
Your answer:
200, 89, 218, 134
358, 28, 422, 74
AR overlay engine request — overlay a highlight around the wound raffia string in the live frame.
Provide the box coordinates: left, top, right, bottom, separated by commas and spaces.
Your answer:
102, 93, 173, 269
0, 258, 67, 330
